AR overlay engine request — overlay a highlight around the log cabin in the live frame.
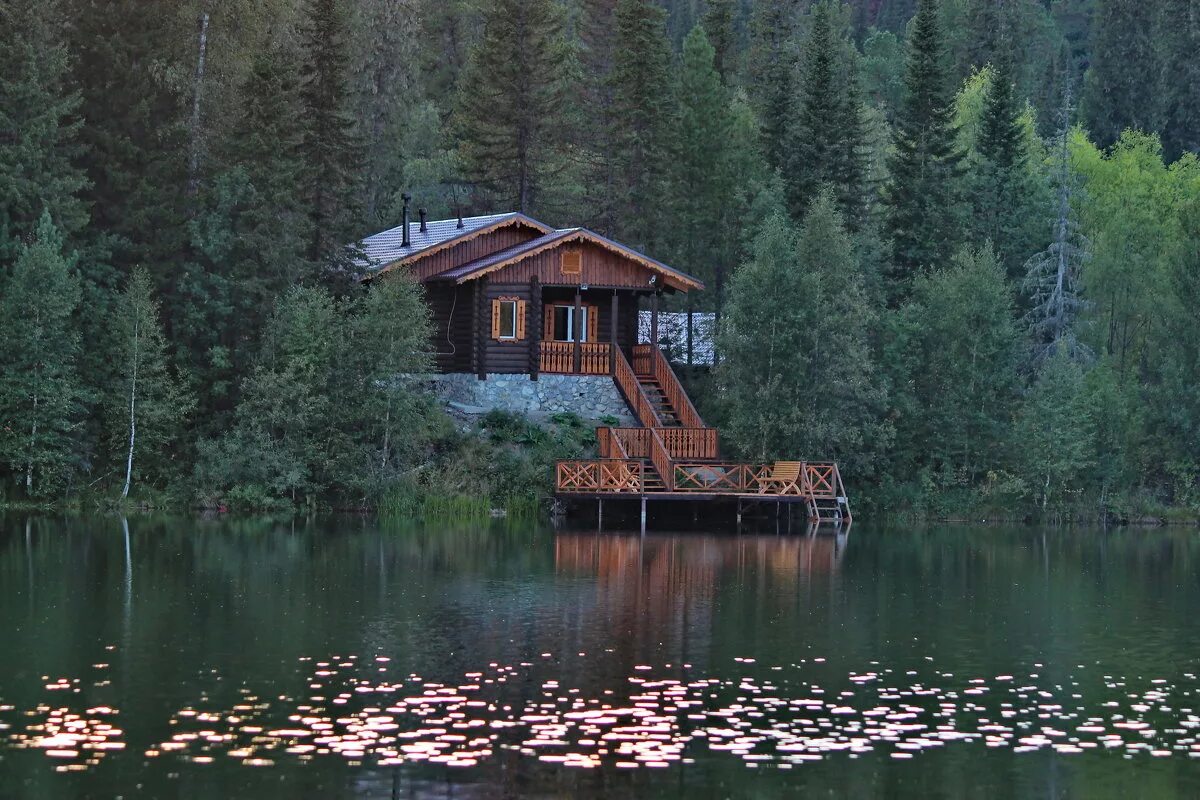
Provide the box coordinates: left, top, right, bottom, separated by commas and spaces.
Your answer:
359, 199, 851, 528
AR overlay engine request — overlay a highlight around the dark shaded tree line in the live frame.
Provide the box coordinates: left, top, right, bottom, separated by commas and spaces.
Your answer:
1, 0, 1197, 517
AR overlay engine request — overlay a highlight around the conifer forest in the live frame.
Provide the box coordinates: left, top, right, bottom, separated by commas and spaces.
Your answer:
2, 0, 1199, 521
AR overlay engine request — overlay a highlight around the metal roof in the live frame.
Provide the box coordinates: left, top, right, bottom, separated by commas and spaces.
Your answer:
359, 212, 545, 271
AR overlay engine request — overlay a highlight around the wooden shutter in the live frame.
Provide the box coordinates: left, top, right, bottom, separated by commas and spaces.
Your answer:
544, 305, 555, 341
561, 249, 581, 276
516, 299, 527, 340
587, 305, 598, 342
490, 299, 501, 340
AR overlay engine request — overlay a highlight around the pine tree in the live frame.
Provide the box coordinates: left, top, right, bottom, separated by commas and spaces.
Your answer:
607, 0, 675, 251
1023, 83, 1089, 366
884, 0, 963, 300
66, 0, 189, 273
718, 195, 890, 471
702, 0, 738, 82
298, 0, 364, 267
0, 213, 85, 496
108, 268, 193, 498
746, 0, 801, 172
455, 0, 573, 215
968, 50, 1045, 279
1083, 0, 1159, 147
578, 0, 621, 230
1156, 0, 1200, 160
959, 0, 1003, 74
0, 0, 88, 265
784, 1, 870, 228
668, 27, 735, 359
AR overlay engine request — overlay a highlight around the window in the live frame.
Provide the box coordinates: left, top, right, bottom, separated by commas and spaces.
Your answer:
491, 297, 526, 341
561, 249, 582, 276
548, 304, 597, 342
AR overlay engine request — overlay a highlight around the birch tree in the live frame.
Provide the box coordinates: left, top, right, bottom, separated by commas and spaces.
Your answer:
109, 268, 192, 499
0, 213, 84, 496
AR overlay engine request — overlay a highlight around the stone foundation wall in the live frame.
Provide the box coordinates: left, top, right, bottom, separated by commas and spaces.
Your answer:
423, 373, 637, 425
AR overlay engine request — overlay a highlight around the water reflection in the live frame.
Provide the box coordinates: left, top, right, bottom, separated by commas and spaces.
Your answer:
1, 517, 1200, 799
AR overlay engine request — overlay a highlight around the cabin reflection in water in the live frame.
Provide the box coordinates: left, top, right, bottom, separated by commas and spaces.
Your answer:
554, 530, 849, 628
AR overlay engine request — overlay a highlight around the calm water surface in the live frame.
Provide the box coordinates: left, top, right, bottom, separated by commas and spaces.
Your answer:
1, 517, 1198, 798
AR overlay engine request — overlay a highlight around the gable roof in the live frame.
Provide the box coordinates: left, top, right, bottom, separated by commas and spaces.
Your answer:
431, 227, 705, 292
359, 212, 552, 274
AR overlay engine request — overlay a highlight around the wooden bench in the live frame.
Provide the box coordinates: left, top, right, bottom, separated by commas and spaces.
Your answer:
757, 461, 803, 495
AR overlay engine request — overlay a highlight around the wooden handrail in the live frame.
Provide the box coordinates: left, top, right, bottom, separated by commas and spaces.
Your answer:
649, 346, 705, 428
613, 346, 663, 428
602, 427, 718, 460
540, 341, 611, 375
649, 427, 674, 492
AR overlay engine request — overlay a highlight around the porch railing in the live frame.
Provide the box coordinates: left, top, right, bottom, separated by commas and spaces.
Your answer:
539, 341, 612, 375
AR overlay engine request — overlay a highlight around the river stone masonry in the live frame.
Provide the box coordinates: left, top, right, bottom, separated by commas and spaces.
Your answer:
423, 373, 638, 426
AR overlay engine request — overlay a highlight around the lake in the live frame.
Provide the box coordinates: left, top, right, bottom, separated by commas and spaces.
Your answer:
1, 517, 1198, 798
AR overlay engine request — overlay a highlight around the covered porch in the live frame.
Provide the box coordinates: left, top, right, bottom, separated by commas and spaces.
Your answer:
533, 285, 667, 377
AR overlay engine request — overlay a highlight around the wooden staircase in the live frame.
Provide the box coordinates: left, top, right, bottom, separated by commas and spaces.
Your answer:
636, 375, 684, 427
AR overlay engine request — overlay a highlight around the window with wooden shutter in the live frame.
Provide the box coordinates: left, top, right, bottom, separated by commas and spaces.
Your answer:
561, 249, 581, 276
492, 297, 521, 341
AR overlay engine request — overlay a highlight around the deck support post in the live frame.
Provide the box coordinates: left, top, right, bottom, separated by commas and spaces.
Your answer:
598, 498, 603, 530
573, 289, 583, 374
640, 497, 647, 536
736, 499, 743, 532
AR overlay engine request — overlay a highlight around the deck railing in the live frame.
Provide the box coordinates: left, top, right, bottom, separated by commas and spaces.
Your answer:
556, 459, 643, 493
602, 427, 718, 460
539, 341, 612, 375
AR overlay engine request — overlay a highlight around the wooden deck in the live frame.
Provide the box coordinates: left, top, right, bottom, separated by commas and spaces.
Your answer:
553, 343, 852, 527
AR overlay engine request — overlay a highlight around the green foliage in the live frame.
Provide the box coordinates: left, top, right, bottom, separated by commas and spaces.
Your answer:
0, 0, 88, 265
746, 0, 800, 171
718, 195, 890, 473
298, 0, 364, 268
454, 0, 575, 215
106, 268, 194, 497
1082, 0, 1158, 148
0, 214, 85, 497
889, 243, 1022, 493
785, 1, 871, 228
606, 0, 675, 251
884, 0, 964, 300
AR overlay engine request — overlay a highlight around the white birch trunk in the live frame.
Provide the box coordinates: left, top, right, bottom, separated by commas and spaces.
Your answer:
121, 316, 140, 500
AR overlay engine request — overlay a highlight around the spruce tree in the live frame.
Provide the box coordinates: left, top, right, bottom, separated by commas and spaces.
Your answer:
1156, 0, 1200, 160
1082, 0, 1159, 147
1023, 83, 1089, 366
884, 0, 963, 300
702, 0, 738, 82
0, 0, 88, 265
718, 195, 890, 471
455, 0, 573, 215
0, 214, 85, 496
968, 50, 1045, 280
108, 268, 193, 498
298, 0, 364, 267
785, 1, 870, 228
746, 0, 800, 172
607, 0, 674, 251
668, 27, 735, 358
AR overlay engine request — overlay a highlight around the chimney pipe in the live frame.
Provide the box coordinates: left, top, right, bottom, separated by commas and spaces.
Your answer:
401, 193, 412, 247
419, 207, 428, 233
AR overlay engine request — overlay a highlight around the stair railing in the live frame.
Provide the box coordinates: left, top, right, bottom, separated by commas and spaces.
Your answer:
648, 427, 674, 492
648, 346, 706, 429
613, 346, 663, 428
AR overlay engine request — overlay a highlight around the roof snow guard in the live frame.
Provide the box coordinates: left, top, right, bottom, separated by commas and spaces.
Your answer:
359, 212, 552, 274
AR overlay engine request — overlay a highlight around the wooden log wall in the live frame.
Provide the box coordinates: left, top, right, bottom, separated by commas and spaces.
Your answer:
424, 283, 474, 373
